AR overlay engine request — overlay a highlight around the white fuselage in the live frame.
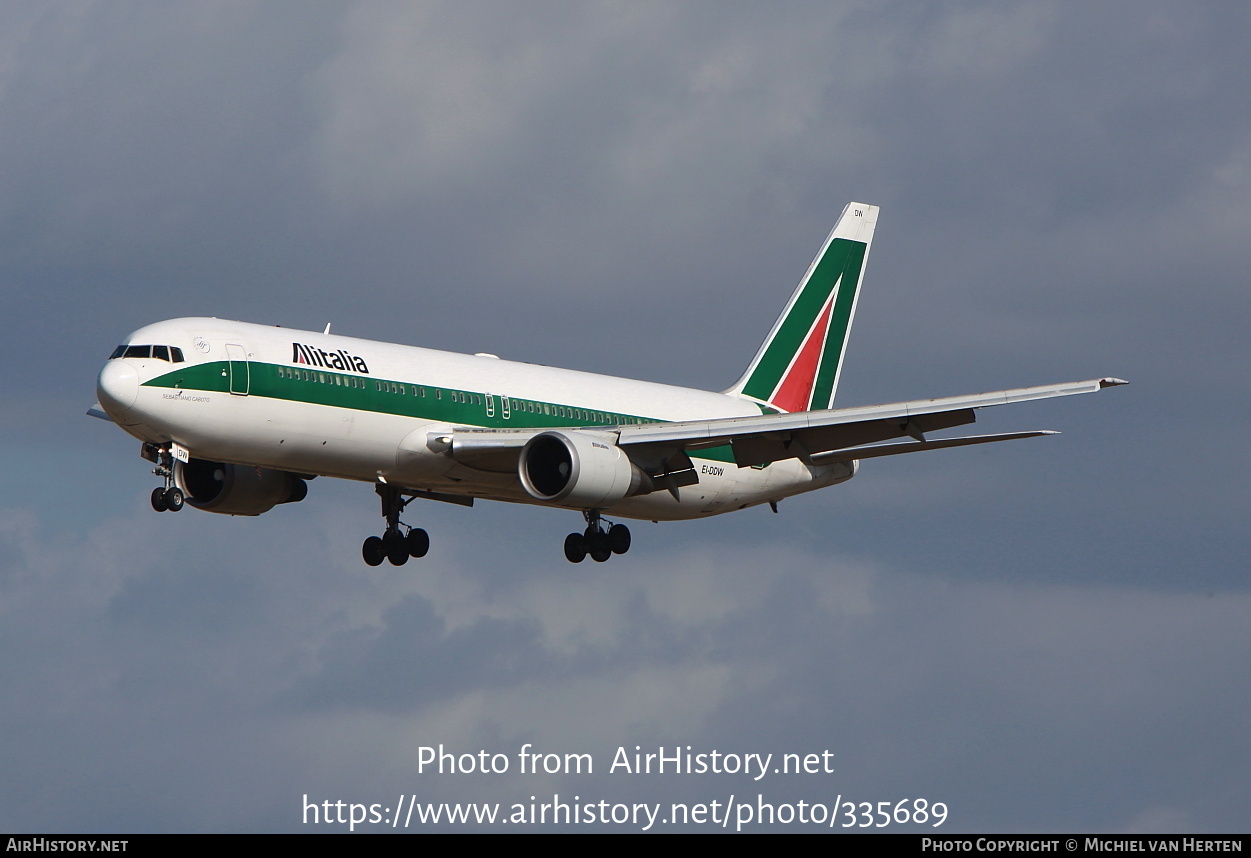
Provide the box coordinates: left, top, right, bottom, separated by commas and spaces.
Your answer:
96, 317, 855, 521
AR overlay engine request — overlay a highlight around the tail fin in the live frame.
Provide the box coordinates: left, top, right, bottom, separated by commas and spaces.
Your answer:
726, 202, 878, 412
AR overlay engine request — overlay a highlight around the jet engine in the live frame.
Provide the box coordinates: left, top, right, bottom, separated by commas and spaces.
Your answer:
519, 431, 650, 508
174, 458, 308, 516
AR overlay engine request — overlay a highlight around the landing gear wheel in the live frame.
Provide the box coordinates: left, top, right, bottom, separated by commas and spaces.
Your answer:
406, 528, 430, 558
608, 523, 631, 555
365, 484, 430, 567
151, 487, 169, 512
564, 533, 587, 563
362, 536, 385, 567
382, 529, 408, 566
163, 486, 184, 512
588, 531, 612, 563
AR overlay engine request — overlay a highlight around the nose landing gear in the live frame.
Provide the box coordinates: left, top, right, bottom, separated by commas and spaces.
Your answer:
564, 510, 631, 563
146, 445, 185, 512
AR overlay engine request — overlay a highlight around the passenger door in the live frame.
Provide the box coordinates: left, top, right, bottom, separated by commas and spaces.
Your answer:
225, 343, 250, 395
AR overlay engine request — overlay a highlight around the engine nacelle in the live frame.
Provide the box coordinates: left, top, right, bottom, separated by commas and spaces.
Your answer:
519, 430, 649, 508
174, 458, 308, 516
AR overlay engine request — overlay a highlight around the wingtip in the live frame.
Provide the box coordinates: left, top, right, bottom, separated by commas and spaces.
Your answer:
1099, 377, 1129, 388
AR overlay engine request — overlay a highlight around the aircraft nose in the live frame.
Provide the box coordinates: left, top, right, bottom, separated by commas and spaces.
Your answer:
96, 360, 139, 417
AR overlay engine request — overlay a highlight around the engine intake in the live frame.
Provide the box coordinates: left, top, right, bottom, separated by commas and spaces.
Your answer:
174, 458, 308, 516
519, 431, 649, 508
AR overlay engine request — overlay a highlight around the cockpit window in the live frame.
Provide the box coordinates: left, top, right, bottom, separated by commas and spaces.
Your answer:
110, 344, 186, 363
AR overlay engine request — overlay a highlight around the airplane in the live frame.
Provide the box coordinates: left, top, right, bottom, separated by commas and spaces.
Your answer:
91, 202, 1125, 566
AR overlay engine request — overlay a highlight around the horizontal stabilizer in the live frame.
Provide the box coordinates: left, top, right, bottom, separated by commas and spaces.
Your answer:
86, 403, 113, 422
810, 430, 1057, 465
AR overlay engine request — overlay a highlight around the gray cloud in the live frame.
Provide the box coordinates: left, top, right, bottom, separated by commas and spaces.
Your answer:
1, 0, 1247, 832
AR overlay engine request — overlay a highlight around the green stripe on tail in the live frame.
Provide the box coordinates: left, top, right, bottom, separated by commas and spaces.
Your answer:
727, 202, 877, 412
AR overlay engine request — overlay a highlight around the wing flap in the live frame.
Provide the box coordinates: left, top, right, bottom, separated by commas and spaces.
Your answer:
730, 408, 976, 467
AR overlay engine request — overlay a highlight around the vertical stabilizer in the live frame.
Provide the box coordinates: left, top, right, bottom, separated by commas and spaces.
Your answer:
726, 202, 877, 412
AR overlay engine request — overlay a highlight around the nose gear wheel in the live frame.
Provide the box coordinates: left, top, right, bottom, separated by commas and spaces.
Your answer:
148, 447, 185, 513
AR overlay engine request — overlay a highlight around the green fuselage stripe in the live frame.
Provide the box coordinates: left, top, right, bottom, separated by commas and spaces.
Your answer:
142, 361, 738, 464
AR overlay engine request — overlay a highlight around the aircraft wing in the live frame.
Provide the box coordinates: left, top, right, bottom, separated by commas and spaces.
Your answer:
447, 377, 1125, 474
616, 377, 1127, 468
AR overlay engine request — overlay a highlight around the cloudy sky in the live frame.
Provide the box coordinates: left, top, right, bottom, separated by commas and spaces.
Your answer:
2, 1, 1247, 833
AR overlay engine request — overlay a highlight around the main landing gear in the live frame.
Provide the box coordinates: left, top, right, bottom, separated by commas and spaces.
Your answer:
362, 483, 430, 567
147, 446, 185, 512
563, 510, 631, 563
